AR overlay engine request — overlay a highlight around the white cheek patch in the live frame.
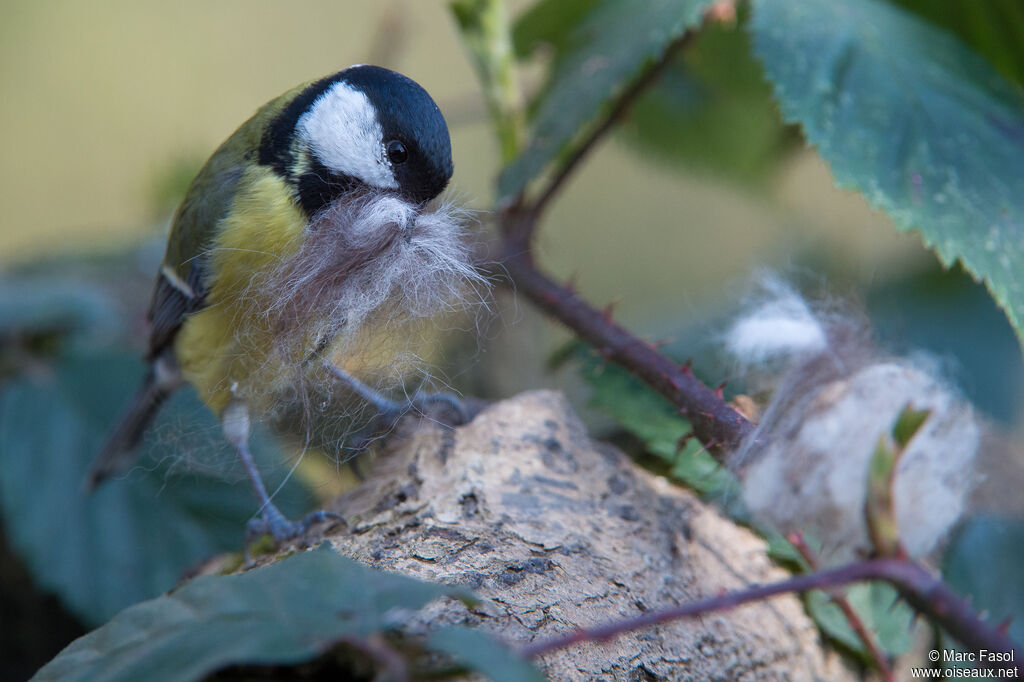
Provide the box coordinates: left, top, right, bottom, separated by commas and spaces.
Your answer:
297, 81, 398, 190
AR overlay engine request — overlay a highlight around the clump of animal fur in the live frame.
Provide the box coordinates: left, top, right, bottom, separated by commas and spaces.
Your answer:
726, 277, 979, 565
239, 192, 489, 451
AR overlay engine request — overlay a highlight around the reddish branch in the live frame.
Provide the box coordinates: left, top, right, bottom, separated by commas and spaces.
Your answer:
520, 558, 1022, 673
499, 236, 753, 457
790, 533, 894, 682
526, 32, 695, 222
497, 32, 753, 459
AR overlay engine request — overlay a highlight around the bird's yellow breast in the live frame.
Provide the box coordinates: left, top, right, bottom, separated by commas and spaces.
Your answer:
174, 165, 306, 413
173, 165, 442, 417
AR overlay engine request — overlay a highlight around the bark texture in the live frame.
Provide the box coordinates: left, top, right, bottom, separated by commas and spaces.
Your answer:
326, 391, 854, 681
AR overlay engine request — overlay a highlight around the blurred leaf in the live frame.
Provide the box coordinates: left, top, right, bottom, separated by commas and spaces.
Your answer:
511, 0, 599, 57
33, 545, 468, 682
891, 406, 929, 448
0, 350, 314, 626
751, 0, 1024, 352
451, 0, 524, 163
867, 264, 1024, 424
942, 516, 1024, 645
574, 350, 737, 498
0, 277, 119, 346
499, 0, 713, 201
622, 8, 797, 182
892, 0, 1024, 88
805, 582, 916, 659
428, 627, 545, 682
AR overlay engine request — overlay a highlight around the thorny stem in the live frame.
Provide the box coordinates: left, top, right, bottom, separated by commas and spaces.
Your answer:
519, 558, 1023, 673
790, 533, 894, 682
499, 236, 753, 457
495, 24, 751, 460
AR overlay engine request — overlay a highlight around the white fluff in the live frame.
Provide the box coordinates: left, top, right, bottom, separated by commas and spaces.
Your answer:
741, 362, 979, 565
246, 190, 488, 376
726, 275, 980, 565
233, 191, 489, 449
725, 278, 826, 364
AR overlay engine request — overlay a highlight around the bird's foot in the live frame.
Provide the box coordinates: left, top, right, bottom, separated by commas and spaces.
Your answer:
245, 504, 344, 552
408, 390, 470, 427
345, 391, 473, 455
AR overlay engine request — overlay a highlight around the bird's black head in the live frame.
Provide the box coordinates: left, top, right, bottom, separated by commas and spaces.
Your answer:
261, 65, 453, 216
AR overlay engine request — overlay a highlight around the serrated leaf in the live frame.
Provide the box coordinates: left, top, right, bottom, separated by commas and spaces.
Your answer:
429, 626, 546, 682
942, 516, 1024, 645
0, 351, 314, 626
806, 582, 916, 659
499, 0, 713, 200
750, 0, 1024, 350
33, 546, 467, 682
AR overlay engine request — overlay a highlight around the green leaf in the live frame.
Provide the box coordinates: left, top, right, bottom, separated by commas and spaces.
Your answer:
429, 627, 546, 682
750, 0, 1024, 349
866, 264, 1024, 424
891, 0, 1024, 89
621, 8, 797, 183
0, 351, 314, 626
33, 546, 468, 682
890, 406, 930, 448
806, 582, 916, 660
942, 516, 1024, 644
0, 276, 119, 346
499, 0, 714, 201
511, 0, 600, 58
575, 351, 737, 498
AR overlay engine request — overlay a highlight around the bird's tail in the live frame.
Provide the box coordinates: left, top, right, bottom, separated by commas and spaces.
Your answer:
87, 359, 180, 490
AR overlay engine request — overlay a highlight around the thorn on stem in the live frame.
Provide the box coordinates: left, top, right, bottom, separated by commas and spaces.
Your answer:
601, 299, 620, 322
675, 432, 694, 456
705, 0, 737, 26
565, 273, 580, 294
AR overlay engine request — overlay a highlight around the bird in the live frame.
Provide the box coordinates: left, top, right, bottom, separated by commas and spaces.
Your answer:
88, 65, 484, 543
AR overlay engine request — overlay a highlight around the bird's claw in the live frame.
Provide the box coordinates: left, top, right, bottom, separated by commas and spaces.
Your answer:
410, 391, 469, 426
245, 507, 344, 546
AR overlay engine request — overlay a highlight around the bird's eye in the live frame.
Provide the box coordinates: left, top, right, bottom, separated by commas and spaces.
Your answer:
386, 139, 408, 164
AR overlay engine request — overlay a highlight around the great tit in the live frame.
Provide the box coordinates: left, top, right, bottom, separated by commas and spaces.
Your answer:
88, 65, 483, 542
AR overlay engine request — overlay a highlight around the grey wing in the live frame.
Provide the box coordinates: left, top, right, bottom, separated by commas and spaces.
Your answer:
145, 155, 248, 360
